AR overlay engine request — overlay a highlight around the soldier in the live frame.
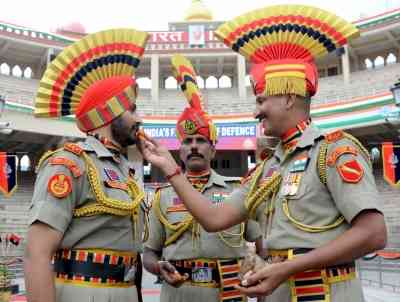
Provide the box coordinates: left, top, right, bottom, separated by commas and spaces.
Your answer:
24, 28, 149, 302
141, 5, 387, 302
143, 55, 262, 302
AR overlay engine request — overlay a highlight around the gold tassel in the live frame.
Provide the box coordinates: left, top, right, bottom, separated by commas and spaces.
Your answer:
264, 77, 307, 97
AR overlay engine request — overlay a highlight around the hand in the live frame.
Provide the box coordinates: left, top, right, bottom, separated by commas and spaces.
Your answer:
236, 262, 292, 298
158, 261, 189, 287
139, 136, 179, 175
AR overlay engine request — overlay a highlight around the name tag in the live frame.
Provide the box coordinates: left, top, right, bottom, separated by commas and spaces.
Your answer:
192, 267, 213, 283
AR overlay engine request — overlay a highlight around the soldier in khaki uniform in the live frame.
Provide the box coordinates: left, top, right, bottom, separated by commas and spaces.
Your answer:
24, 29, 149, 302
143, 55, 262, 302
141, 5, 387, 302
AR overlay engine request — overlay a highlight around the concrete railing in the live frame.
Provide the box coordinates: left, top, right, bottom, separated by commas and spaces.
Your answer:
1, 63, 399, 115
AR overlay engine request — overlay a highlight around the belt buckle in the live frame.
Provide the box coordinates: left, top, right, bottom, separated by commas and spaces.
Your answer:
124, 265, 136, 282
191, 267, 213, 283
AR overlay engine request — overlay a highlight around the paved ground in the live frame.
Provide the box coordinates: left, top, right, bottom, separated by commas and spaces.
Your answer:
9, 271, 400, 302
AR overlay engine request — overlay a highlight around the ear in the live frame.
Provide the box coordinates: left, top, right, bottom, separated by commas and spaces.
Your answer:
210, 144, 216, 160
178, 144, 185, 162
285, 94, 296, 110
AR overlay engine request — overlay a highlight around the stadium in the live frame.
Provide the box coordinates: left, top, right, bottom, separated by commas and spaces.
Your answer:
0, 1, 400, 300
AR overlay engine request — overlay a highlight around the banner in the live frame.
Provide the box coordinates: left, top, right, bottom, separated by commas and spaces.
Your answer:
382, 142, 400, 187
143, 122, 257, 150
0, 153, 18, 197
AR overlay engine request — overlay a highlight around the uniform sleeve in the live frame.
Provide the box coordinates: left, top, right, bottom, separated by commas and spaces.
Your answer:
144, 191, 166, 252
28, 154, 84, 234
224, 175, 253, 219
326, 139, 383, 223
244, 219, 262, 242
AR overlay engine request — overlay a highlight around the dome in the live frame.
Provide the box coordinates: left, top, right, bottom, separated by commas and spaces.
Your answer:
60, 22, 86, 34
184, 0, 213, 22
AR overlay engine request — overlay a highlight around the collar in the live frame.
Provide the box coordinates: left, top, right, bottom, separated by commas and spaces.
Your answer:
204, 170, 229, 189
281, 118, 311, 146
185, 169, 228, 189
274, 124, 324, 161
79, 136, 117, 159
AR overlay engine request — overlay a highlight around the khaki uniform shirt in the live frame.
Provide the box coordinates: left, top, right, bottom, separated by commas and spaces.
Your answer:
145, 170, 261, 260
29, 136, 146, 252
228, 125, 382, 250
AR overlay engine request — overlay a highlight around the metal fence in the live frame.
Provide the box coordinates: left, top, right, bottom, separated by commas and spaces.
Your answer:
358, 258, 400, 293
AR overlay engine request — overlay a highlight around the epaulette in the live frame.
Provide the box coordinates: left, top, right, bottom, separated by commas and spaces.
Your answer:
35, 148, 64, 173
324, 130, 371, 165
324, 130, 344, 144
49, 157, 82, 178
64, 143, 84, 155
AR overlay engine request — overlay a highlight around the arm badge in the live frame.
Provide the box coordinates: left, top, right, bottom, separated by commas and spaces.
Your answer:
337, 159, 364, 183
48, 174, 72, 198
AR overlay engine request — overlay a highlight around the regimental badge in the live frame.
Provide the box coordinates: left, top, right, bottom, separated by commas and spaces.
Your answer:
211, 192, 230, 204
337, 159, 364, 183
183, 119, 197, 135
48, 174, 72, 198
104, 168, 120, 181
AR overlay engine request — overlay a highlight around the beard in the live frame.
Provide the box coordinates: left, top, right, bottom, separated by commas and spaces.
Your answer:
111, 117, 139, 148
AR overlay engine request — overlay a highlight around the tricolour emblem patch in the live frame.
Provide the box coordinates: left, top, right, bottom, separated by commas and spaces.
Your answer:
290, 154, 309, 173
337, 159, 364, 183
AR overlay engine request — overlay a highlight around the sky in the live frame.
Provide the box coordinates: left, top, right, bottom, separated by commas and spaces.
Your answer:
1, 0, 400, 33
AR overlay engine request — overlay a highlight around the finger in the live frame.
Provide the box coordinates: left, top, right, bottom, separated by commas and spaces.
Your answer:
143, 135, 159, 147
160, 270, 173, 283
165, 263, 177, 273
244, 266, 271, 285
234, 284, 266, 297
159, 261, 176, 273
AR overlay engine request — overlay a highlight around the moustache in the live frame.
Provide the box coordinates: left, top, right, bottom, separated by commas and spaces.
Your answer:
187, 153, 205, 160
255, 112, 267, 122
129, 124, 141, 135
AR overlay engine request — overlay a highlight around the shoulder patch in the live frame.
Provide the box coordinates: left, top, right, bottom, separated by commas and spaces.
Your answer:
48, 174, 72, 198
35, 148, 64, 173
327, 146, 358, 167
64, 143, 83, 155
49, 157, 82, 178
325, 130, 344, 143
337, 159, 364, 183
